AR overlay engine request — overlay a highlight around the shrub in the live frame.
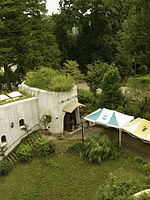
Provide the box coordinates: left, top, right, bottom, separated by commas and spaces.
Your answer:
40, 115, 52, 129
133, 156, 146, 165
96, 174, 140, 200
35, 138, 55, 157
82, 134, 119, 164
142, 164, 150, 176
17, 144, 33, 163
25, 67, 74, 92
0, 160, 12, 176
77, 89, 101, 115
67, 141, 84, 155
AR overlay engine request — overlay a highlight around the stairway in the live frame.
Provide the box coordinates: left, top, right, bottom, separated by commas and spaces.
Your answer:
4, 131, 42, 164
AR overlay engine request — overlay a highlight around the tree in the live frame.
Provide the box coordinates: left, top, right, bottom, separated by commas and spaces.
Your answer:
116, 0, 150, 76
101, 66, 123, 109
86, 61, 109, 92
0, 0, 60, 90
54, 0, 129, 70
62, 60, 84, 83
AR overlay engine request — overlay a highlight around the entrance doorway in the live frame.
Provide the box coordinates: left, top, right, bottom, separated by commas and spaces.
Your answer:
64, 110, 77, 131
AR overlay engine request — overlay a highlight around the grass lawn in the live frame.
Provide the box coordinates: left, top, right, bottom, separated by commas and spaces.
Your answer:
0, 140, 148, 200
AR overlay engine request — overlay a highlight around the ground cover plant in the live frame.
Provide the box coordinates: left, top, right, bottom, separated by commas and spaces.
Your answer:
0, 139, 148, 200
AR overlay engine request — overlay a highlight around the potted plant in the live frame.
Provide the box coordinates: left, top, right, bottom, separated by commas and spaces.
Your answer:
40, 115, 52, 135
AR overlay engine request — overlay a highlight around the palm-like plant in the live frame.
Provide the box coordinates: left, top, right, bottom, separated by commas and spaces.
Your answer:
82, 134, 114, 164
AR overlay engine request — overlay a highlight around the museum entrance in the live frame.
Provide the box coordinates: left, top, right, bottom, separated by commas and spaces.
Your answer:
64, 110, 77, 132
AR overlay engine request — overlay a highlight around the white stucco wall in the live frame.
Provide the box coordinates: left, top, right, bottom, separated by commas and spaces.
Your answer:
0, 97, 39, 156
19, 83, 79, 134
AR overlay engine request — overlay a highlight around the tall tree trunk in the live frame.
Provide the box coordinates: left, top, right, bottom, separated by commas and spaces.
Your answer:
4, 65, 12, 91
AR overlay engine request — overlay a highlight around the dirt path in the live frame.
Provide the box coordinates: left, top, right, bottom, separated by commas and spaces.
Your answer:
68, 126, 150, 162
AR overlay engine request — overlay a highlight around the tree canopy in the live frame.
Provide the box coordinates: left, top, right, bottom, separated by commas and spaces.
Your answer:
0, 0, 60, 90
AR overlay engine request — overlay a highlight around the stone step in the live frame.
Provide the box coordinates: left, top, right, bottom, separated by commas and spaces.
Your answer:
5, 156, 14, 164
9, 154, 17, 163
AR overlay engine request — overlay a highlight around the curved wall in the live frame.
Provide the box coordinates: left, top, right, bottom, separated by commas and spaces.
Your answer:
19, 83, 78, 134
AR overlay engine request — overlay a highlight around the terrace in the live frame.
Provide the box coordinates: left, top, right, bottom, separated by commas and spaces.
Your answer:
0, 91, 30, 106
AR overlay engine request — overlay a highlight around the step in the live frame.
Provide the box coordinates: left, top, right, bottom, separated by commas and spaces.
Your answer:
9, 154, 17, 163
5, 157, 14, 164
12, 153, 18, 160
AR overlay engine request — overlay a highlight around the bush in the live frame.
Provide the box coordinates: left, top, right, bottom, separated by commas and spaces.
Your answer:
25, 67, 74, 92
67, 141, 84, 155
77, 89, 101, 115
133, 156, 146, 165
0, 160, 12, 176
35, 138, 55, 157
96, 174, 140, 200
82, 134, 119, 164
17, 144, 33, 163
142, 164, 150, 176
133, 157, 150, 176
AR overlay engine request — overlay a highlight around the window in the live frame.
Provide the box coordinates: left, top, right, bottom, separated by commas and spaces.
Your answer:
10, 122, 14, 128
19, 119, 25, 126
1, 135, 7, 143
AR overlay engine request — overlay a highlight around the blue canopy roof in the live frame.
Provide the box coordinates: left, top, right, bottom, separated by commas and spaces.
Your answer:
84, 108, 134, 129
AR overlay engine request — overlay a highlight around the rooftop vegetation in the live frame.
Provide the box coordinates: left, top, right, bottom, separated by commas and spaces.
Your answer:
0, 91, 31, 106
25, 68, 74, 92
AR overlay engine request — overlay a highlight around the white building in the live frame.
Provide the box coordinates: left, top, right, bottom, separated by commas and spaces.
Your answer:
0, 83, 83, 157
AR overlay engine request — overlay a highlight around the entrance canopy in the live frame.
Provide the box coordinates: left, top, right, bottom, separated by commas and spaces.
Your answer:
84, 108, 134, 129
122, 118, 150, 143
63, 101, 85, 113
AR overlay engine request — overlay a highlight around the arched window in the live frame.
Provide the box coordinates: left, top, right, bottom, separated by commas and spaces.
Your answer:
19, 119, 25, 126
1, 135, 7, 143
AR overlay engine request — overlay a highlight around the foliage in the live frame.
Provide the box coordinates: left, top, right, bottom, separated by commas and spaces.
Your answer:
0, 0, 61, 90
77, 89, 101, 115
0, 140, 148, 200
133, 156, 146, 165
62, 60, 84, 83
40, 115, 52, 129
136, 76, 150, 85
57, 135, 65, 140
35, 138, 55, 157
17, 144, 33, 163
122, 77, 150, 119
133, 156, 150, 176
25, 68, 74, 92
67, 141, 84, 155
116, 0, 150, 77
54, 0, 128, 70
0, 72, 5, 91
82, 134, 119, 164
96, 174, 141, 200
0, 160, 12, 176
142, 164, 150, 176
101, 66, 124, 109
45, 158, 58, 168
86, 61, 109, 92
